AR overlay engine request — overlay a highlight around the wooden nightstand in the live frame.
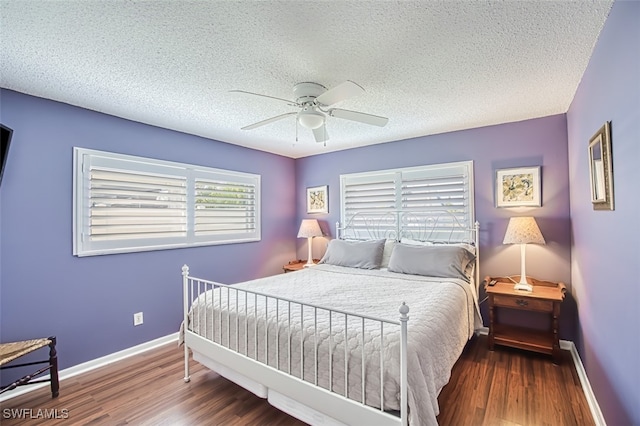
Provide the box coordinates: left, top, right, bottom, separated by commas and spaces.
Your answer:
283, 259, 320, 273
484, 275, 566, 363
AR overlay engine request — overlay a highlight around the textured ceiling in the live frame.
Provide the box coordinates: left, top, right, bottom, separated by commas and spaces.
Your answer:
0, 1, 612, 158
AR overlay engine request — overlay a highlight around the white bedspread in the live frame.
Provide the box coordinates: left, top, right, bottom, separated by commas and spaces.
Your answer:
186, 264, 481, 426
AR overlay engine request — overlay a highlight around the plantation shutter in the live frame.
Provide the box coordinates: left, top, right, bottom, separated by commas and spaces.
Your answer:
399, 163, 471, 240
74, 148, 261, 256
340, 172, 398, 239
89, 168, 187, 241
340, 161, 473, 240
194, 178, 257, 236
343, 172, 398, 214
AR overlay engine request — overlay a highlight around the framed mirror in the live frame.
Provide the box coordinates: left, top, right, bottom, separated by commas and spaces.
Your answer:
588, 121, 614, 210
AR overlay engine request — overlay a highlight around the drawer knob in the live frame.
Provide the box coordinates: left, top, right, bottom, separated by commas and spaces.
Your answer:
516, 299, 529, 307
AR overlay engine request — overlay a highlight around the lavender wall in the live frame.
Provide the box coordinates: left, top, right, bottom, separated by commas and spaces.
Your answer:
0, 90, 297, 373
566, 1, 640, 424
295, 114, 574, 338
2, 6, 634, 420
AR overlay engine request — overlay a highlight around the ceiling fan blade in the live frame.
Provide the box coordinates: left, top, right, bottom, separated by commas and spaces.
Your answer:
315, 80, 364, 106
241, 112, 297, 130
312, 127, 329, 143
329, 108, 389, 127
230, 90, 296, 106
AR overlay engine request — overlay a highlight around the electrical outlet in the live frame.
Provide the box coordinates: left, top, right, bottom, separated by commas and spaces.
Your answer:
133, 312, 143, 326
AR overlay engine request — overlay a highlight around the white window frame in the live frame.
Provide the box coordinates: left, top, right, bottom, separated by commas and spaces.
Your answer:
73, 148, 261, 257
340, 161, 474, 240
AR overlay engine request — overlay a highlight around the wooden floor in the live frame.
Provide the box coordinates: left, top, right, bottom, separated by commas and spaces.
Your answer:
0, 335, 594, 425
436, 335, 594, 426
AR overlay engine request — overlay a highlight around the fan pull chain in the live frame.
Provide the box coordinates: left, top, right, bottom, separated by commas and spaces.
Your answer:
323, 121, 327, 146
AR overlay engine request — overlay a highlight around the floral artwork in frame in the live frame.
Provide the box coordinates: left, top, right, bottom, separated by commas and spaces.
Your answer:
495, 166, 541, 208
306, 185, 328, 214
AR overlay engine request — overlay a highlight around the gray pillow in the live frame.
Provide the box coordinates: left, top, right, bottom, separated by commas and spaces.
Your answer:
387, 243, 475, 281
320, 239, 386, 269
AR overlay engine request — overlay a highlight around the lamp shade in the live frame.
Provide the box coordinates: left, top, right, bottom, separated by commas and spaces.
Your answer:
298, 110, 325, 130
503, 217, 545, 245
297, 219, 322, 238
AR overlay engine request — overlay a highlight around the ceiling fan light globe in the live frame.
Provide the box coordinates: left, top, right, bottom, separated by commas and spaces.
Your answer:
298, 110, 325, 129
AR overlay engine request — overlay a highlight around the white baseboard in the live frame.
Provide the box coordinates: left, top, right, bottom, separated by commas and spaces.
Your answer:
476, 327, 605, 426
0, 332, 178, 403
561, 340, 607, 426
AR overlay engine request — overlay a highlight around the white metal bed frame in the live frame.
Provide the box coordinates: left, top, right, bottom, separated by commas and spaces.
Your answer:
182, 211, 479, 426
336, 210, 481, 295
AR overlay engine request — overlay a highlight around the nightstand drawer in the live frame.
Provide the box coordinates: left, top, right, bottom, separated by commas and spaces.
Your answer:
493, 295, 553, 312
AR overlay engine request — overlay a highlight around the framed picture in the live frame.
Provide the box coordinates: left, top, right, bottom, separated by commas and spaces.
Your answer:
588, 121, 614, 211
495, 166, 541, 208
306, 185, 328, 214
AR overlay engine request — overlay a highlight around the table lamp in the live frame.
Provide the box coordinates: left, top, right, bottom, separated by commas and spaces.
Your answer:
297, 219, 322, 267
503, 216, 545, 292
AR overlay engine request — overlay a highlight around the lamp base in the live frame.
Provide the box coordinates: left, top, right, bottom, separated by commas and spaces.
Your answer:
514, 244, 533, 292
304, 237, 315, 268
513, 282, 533, 292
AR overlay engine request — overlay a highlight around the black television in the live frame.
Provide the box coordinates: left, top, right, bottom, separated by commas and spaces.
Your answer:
1, 124, 13, 187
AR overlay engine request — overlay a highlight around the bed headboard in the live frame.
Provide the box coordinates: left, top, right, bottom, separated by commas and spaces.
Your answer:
337, 210, 481, 290
337, 210, 478, 245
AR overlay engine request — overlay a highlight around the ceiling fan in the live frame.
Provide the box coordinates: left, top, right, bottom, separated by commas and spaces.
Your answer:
230, 81, 388, 144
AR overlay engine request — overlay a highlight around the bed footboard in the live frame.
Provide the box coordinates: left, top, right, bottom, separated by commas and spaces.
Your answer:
181, 265, 409, 426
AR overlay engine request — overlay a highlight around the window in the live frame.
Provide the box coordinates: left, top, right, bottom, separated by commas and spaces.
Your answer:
340, 161, 474, 240
73, 148, 260, 256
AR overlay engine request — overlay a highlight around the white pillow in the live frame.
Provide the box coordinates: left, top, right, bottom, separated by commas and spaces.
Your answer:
380, 239, 396, 269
